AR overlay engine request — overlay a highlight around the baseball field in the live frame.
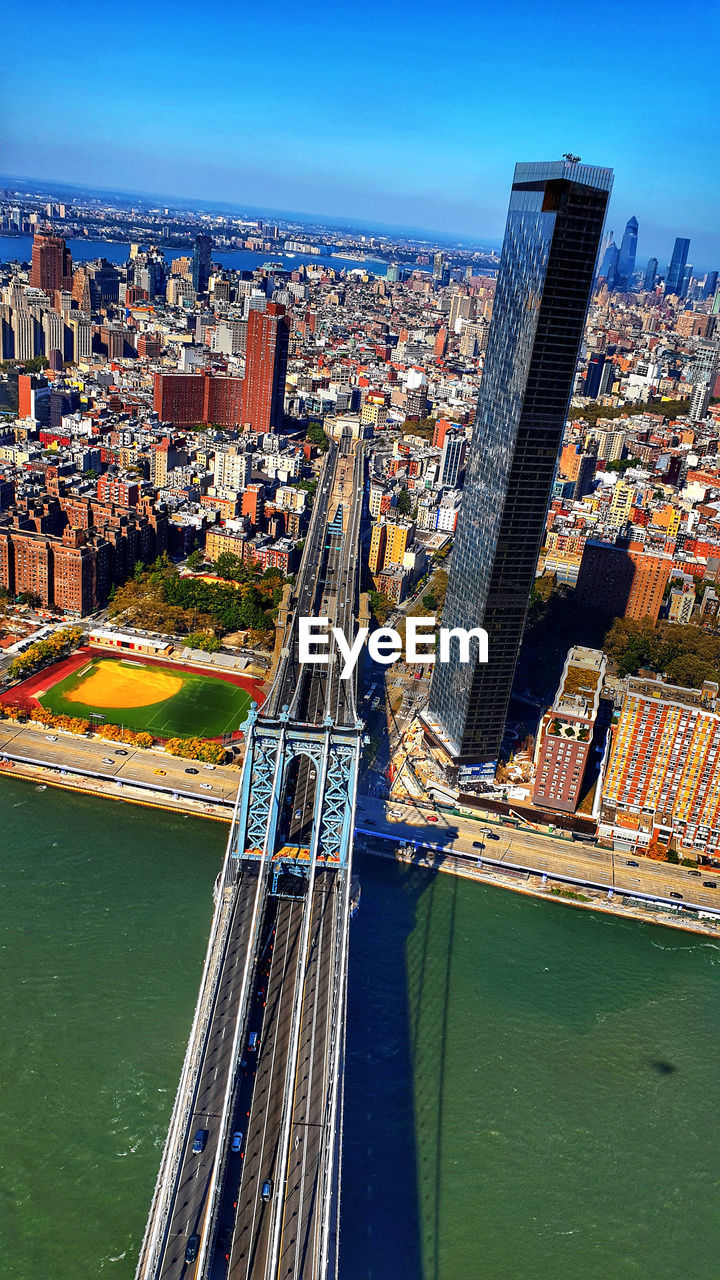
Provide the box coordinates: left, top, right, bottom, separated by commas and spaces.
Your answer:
37, 656, 253, 738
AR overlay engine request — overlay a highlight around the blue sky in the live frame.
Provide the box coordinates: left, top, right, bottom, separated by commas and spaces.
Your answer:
3, 0, 719, 268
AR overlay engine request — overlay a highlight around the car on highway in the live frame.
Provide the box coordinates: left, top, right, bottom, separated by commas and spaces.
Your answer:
114, 748, 128, 756
426, 815, 438, 823
231, 1131, 243, 1153
185, 767, 199, 774
153, 768, 166, 776
294, 808, 302, 819
185, 1235, 200, 1263
102, 757, 114, 765
485, 831, 500, 841
192, 1128, 208, 1153
472, 840, 485, 849
626, 859, 639, 867
687, 869, 701, 877
703, 880, 717, 888
200, 782, 212, 790
45, 735, 58, 742
262, 1178, 273, 1202
669, 891, 683, 899
203, 763, 215, 771
248, 1030, 259, 1052
218, 1227, 233, 1259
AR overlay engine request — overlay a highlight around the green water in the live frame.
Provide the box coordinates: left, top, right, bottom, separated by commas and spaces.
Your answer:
2, 780, 719, 1279
0, 778, 224, 1277
342, 856, 720, 1280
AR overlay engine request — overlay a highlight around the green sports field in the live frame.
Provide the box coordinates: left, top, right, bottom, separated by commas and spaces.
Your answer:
38, 657, 253, 738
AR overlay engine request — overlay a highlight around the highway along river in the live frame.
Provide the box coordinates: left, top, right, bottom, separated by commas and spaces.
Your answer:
1, 777, 718, 1279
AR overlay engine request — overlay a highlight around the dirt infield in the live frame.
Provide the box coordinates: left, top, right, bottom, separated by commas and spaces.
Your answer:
64, 660, 183, 709
1, 646, 267, 738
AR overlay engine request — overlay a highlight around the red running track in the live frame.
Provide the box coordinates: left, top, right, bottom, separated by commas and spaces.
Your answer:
1, 646, 267, 730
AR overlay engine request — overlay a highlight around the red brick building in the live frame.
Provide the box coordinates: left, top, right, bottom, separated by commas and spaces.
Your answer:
575, 539, 672, 623
29, 233, 73, 295
240, 304, 290, 433
533, 647, 606, 814
153, 371, 244, 428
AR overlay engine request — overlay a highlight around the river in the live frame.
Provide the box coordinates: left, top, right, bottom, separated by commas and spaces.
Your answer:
0, 235, 388, 277
1, 778, 717, 1278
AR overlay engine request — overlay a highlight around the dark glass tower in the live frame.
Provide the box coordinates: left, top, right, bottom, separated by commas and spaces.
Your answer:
666, 237, 690, 295
616, 215, 638, 289
191, 233, 212, 293
427, 159, 613, 766
643, 257, 658, 291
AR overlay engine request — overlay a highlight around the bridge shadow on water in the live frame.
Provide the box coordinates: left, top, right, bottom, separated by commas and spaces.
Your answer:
341, 849, 456, 1280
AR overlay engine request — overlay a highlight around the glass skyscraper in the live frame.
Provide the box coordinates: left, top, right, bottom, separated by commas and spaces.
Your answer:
666, 237, 690, 295
616, 215, 638, 289
427, 159, 613, 767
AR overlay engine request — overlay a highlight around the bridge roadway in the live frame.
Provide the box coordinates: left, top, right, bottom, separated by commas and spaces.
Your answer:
138, 432, 363, 1280
221, 438, 362, 1279
223, 873, 338, 1279
157, 867, 259, 1280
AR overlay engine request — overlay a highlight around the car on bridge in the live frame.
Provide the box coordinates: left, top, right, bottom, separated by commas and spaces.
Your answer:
231, 1131, 243, 1152
192, 1128, 208, 1153
262, 1178, 273, 1202
185, 1235, 200, 1263
153, 768, 166, 776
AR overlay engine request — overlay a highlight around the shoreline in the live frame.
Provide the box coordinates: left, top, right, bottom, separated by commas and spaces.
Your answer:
0, 757, 232, 823
3, 755, 717, 938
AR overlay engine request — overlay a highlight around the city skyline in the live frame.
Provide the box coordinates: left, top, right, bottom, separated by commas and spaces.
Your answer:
2, 0, 719, 266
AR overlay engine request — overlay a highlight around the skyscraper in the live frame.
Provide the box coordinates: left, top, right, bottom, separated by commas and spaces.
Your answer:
616, 215, 638, 289
29, 232, 72, 296
643, 257, 658, 291
427, 159, 612, 767
191, 234, 212, 293
666, 237, 690, 295
598, 237, 618, 288
584, 352, 606, 398
240, 302, 290, 433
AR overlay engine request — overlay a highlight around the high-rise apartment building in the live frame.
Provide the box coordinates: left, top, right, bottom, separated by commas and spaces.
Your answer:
439, 430, 466, 488
574, 539, 671, 623
240, 303, 289, 433
427, 159, 612, 767
29, 233, 72, 295
153, 371, 244, 428
601, 677, 720, 858
666, 237, 690, 295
